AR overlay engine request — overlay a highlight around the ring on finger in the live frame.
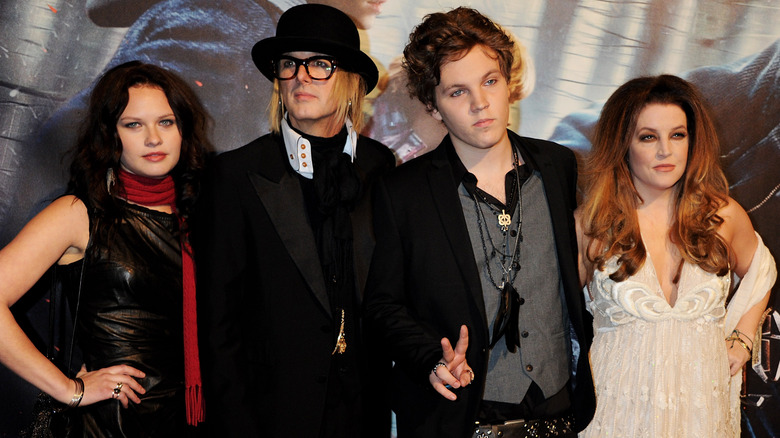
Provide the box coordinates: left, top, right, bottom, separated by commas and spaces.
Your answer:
467, 369, 475, 382
431, 362, 447, 376
113, 382, 124, 395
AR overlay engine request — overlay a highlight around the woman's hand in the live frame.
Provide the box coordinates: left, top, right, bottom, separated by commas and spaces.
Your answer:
725, 340, 751, 376
428, 325, 475, 401
75, 364, 147, 408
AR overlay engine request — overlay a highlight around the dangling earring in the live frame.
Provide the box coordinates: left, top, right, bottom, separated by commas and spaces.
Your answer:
106, 168, 116, 195
348, 99, 352, 106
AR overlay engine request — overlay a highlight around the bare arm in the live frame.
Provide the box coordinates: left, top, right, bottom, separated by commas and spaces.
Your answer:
0, 196, 145, 406
718, 198, 772, 375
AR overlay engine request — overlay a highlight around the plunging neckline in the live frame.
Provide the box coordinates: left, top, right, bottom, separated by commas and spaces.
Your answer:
644, 249, 685, 307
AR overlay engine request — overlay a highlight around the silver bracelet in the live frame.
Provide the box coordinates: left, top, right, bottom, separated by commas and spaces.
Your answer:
68, 377, 85, 409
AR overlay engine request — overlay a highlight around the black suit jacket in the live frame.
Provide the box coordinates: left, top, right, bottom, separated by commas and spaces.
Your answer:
195, 133, 394, 437
364, 131, 596, 437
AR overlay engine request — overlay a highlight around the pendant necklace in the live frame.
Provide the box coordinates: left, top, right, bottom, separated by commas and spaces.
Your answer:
471, 154, 524, 351
473, 149, 521, 233
471, 151, 524, 290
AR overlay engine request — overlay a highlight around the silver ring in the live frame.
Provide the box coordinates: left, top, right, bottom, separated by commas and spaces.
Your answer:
431, 362, 447, 375
467, 369, 475, 382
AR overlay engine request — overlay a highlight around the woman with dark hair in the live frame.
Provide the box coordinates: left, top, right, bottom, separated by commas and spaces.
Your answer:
0, 60, 211, 435
576, 74, 776, 436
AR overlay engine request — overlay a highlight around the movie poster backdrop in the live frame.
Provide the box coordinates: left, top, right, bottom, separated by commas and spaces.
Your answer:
1, 0, 778, 436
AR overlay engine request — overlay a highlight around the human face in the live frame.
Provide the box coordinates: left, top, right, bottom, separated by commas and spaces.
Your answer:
431, 45, 511, 154
280, 51, 342, 137
312, 0, 386, 29
117, 85, 182, 178
627, 103, 689, 199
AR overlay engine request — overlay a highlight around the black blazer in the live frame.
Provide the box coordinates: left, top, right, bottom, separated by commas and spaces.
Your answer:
195, 133, 394, 437
364, 131, 596, 437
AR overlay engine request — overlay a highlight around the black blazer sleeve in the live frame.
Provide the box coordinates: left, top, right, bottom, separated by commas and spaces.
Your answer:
364, 175, 445, 384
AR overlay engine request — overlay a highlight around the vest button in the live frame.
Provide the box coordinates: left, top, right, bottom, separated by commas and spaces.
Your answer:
526, 364, 533, 372
518, 297, 525, 305
521, 331, 529, 338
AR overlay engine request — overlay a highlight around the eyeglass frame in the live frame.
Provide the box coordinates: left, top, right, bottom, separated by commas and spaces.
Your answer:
272, 55, 339, 81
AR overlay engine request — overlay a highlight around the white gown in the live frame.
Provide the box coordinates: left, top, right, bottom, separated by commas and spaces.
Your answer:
581, 254, 737, 438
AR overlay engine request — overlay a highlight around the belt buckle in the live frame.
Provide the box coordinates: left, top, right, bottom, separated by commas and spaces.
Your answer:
474, 419, 528, 438
473, 423, 495, 438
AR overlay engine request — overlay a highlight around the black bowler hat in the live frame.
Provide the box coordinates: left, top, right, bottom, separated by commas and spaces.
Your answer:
252, 4, 379, 93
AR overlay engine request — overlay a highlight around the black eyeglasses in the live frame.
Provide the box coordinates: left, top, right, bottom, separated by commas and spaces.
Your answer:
273, 56, 338, 80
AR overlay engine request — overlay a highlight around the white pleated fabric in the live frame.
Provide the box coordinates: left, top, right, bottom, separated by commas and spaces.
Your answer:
582, 252, 734, 437
582, 233, 776, 438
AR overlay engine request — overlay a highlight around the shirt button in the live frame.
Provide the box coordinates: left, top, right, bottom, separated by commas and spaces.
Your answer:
521, 331, 529, 338
526, 364, 533, 372
301, 153, 306, 159
331, 275, 338, 284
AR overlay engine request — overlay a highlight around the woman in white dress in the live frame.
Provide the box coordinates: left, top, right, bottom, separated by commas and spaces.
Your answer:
575, 75, 776, 438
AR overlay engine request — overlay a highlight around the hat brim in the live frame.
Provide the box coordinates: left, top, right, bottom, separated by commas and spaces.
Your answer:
252, 37, 379, 93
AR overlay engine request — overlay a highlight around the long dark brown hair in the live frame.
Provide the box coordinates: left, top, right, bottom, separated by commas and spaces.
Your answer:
581, 74, 730, 281
67, 61, 212, 233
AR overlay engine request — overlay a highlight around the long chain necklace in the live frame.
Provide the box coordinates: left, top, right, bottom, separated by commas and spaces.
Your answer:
471, 152, 524, 290
470, 152, 525, 352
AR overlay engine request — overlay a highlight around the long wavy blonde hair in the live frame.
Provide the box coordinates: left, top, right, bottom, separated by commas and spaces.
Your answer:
580, 75, 730, 281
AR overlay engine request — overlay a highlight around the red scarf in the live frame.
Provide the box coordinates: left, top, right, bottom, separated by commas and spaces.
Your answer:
118, 168, 205, 425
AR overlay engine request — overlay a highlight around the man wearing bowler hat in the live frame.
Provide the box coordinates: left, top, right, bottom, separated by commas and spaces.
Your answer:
195, 4, 395, 438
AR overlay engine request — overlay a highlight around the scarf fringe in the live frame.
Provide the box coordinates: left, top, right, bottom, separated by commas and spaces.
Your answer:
186, 384, 205, 425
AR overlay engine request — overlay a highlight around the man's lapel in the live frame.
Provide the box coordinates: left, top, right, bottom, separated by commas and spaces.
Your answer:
248, 168, 331, 317
427, 144, 489, 330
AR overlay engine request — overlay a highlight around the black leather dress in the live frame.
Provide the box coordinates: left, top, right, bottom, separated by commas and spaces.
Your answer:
61, 202, 186, 437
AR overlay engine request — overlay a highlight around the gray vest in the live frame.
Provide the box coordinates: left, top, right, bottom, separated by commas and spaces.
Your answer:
459, 172, 570, 403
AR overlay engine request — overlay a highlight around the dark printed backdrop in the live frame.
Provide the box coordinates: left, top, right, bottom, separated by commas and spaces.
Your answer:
1, 1, 778, 436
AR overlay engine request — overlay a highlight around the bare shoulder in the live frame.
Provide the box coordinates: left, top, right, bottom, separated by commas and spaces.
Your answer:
10, 196, 90, 262
42, 196, 89, 235
717, 197, 755, 243
717, 197, 758, 275
0, 196, 89, 305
